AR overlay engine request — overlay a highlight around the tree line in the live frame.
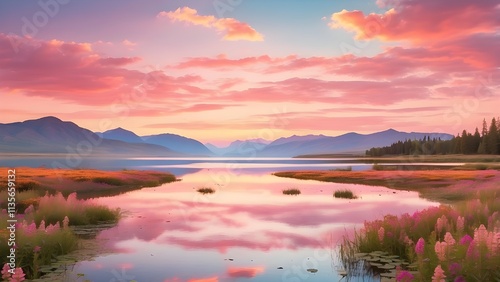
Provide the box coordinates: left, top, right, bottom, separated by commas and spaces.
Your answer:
366, 118, 500, 156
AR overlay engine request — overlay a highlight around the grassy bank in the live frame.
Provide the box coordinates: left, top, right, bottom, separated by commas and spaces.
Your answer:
0, 167, 177, 201
273, 170, 500, 203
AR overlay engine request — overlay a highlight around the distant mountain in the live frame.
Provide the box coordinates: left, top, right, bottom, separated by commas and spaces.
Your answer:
0, 117, 181, 156
142, 133, 214, 156
97, 127, 144, 143
257, 129, 453, 157
206, 140, 269, 156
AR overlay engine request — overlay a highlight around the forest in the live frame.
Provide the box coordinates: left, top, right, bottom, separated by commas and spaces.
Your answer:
366, 118, 500, 156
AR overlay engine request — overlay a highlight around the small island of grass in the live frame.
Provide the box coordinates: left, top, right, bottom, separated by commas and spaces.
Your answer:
283, 188, 301, 195
334, 189, 357, 199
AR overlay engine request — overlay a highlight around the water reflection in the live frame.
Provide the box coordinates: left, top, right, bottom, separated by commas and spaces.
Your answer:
64, 166, 437, 282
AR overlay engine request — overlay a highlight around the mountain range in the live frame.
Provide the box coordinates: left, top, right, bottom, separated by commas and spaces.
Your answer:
0, 117, 454, 157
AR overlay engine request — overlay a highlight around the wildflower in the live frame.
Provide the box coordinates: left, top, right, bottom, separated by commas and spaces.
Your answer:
10, 267, 25, 282
438, 215, 448, 232
24, 205, 34, 214
432, 265, 446, 282
34, 246, 41, 253
459, 234, 472, 245
396, 270, 414, 282
45, 222, 60, 234
38, 220, 45, 231
415, 237, 425, 256
444, 232, 456, 246
63, 216, 70, 229
434, 241, 447, 261
454, 276, 466, 282
474, 224, 488, 245
456, 216, 464, 233
466, 239, 479, 259
378, 227, 385, 242
448, 262, 462, 277
2, 263, 11, 280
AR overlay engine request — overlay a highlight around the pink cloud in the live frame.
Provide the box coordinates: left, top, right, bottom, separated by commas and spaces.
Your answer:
329, 0, 499, 43
159, 7, 263, 41
187, 277, 218, 282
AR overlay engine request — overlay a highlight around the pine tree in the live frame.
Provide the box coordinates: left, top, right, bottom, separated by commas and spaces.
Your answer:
487, 118, 498, 154
481, 118, 489, 154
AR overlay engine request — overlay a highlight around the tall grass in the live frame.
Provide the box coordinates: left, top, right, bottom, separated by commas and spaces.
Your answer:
28, 192, 120, 226
334, 189, 358, 199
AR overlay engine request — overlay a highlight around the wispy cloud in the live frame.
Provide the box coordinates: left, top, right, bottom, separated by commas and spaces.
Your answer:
158, 7, 264, 41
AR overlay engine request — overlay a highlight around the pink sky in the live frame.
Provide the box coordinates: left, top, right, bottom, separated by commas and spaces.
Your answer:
0, 0, 498, 145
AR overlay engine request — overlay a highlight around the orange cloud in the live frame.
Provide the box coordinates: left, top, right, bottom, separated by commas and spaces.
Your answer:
329, 0, 499, 43
227, 266, 264, 278
159, 7, 263, 41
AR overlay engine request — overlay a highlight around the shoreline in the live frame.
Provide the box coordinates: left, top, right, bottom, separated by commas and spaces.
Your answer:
273, 169, 500, 203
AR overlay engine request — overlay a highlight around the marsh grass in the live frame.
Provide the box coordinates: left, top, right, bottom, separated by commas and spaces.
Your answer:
197, 187, 215, 194
30, 192, 120, 226
331, 166, 353, 171
334, 189, 358, 199
282, 188, 301, 195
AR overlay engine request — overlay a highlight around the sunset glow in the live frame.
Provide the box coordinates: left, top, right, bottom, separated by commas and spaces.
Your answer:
0, 0, 498, 145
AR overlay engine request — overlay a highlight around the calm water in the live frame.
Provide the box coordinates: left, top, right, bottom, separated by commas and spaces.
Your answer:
1, 157, 449, 281
13, 158, 440, 282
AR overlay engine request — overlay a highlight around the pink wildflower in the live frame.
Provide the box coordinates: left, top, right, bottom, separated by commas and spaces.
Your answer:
434, 241, 447, 261
10, 267, 25, 282
436, 215, 448, 233
456, 216, 464, 233
474, 224, 488, 245
448, 262, 462, 277
432, 265, 446, 282
38, 220, 45, 231
24, 205, 34, 214
45, 222, 60, 234
2, 263, 11, 280
444, 232, 456, 246
63, 216, 69, 229
34, 246, 41, 253
396, 270, 414, 282
378, 227, 385, 242
454, 276, 466, 282
466, 239, 479, 259
415, 237, 425, 256
459, 234, 473, 245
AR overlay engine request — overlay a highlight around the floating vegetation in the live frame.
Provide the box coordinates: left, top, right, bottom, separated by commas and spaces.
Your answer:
197, 187, 215, 194
334, 189, 358, 199
282, 188, 301, 195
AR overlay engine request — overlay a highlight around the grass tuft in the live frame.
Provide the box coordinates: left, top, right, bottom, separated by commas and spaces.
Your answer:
282, 188, 301, 195
197, 187, 215, 194
334, 189, 358, 199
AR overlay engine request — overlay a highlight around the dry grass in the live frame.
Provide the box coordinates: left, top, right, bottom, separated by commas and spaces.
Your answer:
0, 167, 177, 199
274, 170, 500, 203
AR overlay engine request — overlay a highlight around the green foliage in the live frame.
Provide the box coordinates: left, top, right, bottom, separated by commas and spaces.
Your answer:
30, 192, 120, 226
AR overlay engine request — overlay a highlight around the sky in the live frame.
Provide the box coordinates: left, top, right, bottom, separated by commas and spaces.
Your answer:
0, 0, 498, 146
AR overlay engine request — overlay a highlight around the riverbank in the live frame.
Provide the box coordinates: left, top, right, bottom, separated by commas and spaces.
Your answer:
273, 169, 500, 203
0, 167, 177, 199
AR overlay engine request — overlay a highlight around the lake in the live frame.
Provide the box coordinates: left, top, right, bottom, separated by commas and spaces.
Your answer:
2, 157, 447, 281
